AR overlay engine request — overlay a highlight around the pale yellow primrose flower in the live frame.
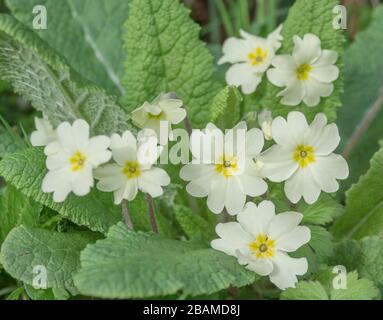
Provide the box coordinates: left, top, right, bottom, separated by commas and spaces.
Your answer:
211, 200, 311, 290
267, 33, 339, 107
131, 93, 186, 145
180, 122, 267, 215
259, 111, 349, 204
42, 119, 111, 203
94, 130, 170, 204
218, 25, 283, 95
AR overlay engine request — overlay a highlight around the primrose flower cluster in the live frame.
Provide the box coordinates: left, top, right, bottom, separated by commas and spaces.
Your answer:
29, 28, 348, 291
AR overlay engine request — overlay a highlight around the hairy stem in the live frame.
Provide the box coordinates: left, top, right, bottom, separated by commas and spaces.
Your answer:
342, 89, 383, 159
184, 114, 193, 136
145, 193, 158, 233
122, 200, 134, 230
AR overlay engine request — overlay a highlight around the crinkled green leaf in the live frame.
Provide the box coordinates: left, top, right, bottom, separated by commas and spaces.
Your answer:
7, 0, 130, 94
358, 237, 383, 293
259, 0, 345, 122
0, 185, 41, 244
332, 147, 383, 239
282, 270, 379, 300
330, 271, 379, 300
210, 86, 242, 129
308, 226, 334, 263
174, 205, 215, 242
0, 225, 93, 292
0, 148, 121, 233
281, 281, 329, 300
298, 194, 344, 226
122, 0, 221, 127
74, 223, 256, 298
0, 14, 130, 135
338, 6, 383, 191
0, 118, 26, 158
330, 239, 363, 272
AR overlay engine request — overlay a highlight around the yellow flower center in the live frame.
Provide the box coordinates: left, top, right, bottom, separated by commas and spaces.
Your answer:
69, 151, 87, 172
296, 63, 312, 80
148, 111, 164, 120
293, 144, 316, 168
248, 47, 268, 66
249, 234, 275, 259
215, 155, 238, 178
122, 161, 140, 179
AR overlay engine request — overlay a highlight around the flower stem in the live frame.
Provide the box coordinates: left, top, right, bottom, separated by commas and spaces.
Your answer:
145, 193, 158, 233
223, 208, 230, 222
183, 114, 193, 136
122, 200, 134, 230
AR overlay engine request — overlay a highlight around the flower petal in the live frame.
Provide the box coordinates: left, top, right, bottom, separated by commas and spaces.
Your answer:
260, 145, 298, 182
211, 222, 252, 256
303, 78, 333, 107
237, 201, 275, 237
275, 226, 311, 252
236, 251, 274, 276
284, 169, 321, 204
226, 63, 263, 95
218, 37, 249, 64
269, 252, 308, 290
278, 79, 305, 106
239, 174, 268, 197
292, 34, 321, 64
225, 177, 247, 215
207, 176, 227, 214
72, 119, 90, 150
268, 211, 303, 240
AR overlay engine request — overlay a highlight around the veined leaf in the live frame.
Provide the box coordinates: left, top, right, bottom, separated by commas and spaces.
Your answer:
0, 117, 26, 158
0, 14, 130, 135
0, 148, 121, 233
74, 223, 255, 298
332, 147, 383, 239
0, 225, 93, 292
338, 6, 383, 191
6, 0, 130, 94
260, 0, 345, 122
210, 86, 242, 129
122, 0, 222, 127
282, 270, 379, 300
0, 185, 41, 244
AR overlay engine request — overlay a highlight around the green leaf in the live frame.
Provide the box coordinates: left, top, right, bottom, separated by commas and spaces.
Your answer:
332, 147, 383, 239
281, 270, 379, 300
174, 205, 215, 242
281, 281, 329, 300
259, 0, 345, 122
338, 6, 383, 191
0, 118, 26, 158
0, 14, 130, 135
330, 239, 363, 272
358, 237, 383, 293
122, 0, 222, 127
210, 86, 243, 129
330, 271, 379, 300
0, 185, 41, 244
6, 0, 131, 94
298, 194, 344, 226
308, 226, 334, 263
0, 225, 93, 292
0, 148, 121, 233
74, 223, 256, 298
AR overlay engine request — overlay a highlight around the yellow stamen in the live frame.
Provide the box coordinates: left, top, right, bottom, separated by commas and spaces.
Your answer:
293, 144, 316, 168
122, 161, 140, 179
248, 47, 268, 66
69, 151, 87, 172
215, 155, 238, 178
296, 63, 312, 80
147, 111, 164, 120
249, 234, 275, 259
